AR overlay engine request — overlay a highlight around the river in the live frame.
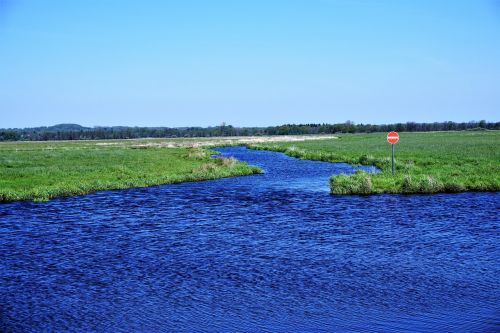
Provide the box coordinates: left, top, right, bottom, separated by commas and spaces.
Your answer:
0, 146, 498, 332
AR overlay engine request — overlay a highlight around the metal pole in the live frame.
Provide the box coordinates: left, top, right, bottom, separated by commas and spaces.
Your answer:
392, 144, 395, 175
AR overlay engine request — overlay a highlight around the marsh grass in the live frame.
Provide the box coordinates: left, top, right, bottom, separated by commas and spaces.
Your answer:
330, 171, 373, 195
0, 142, 260, 202
249, 131, 500, 195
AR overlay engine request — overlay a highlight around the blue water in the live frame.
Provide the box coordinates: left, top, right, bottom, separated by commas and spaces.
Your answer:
0, 146, 499, 332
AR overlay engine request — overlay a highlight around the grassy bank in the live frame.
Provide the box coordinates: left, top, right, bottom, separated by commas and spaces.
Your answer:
0, 140, 261, 202
248, 131, 500, 195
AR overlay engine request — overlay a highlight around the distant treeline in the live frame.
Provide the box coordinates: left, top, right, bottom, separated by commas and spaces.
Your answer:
0, 121, 498, 141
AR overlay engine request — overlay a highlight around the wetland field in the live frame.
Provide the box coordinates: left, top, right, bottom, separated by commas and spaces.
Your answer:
1, 131, 498, 202
0, 135, 334, 202
249, 131, 500, 195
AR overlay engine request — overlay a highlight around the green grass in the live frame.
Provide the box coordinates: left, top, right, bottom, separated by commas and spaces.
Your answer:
248, 131, 500, 195
0, 140, 260, 202
2, 132, 498, 200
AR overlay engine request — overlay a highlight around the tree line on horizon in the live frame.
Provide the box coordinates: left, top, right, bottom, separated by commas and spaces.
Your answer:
0, 121, 498, 141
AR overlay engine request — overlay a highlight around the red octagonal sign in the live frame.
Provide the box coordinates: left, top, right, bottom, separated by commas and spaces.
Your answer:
387, 131, 399, 144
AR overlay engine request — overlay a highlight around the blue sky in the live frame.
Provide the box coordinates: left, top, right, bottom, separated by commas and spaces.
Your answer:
0, 0, 499, 128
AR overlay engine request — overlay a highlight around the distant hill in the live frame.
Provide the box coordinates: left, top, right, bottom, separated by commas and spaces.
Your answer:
46, 124, 91, 131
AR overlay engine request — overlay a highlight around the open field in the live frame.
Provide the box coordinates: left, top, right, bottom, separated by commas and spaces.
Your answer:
0, 135, 334, 202
248, 131, 500, 194
0, 141, 258, 202
1, 132, 498, 201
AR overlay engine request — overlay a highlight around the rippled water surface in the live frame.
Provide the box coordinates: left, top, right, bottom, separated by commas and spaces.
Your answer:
1, 146, 499, 332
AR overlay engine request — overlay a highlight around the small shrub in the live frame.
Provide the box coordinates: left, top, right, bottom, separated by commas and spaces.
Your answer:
418, 175, 442, 193
193, 163, 218, 173
285, 146, 305, 158
401, 175, 443, 193
330, 171, 372, 195
357, 173, 373, 194
443, 182, 466, 192
186, 148, 208, 160
193, 157, 238, 174
214, 157, 236, 167
401, 175, 414, 193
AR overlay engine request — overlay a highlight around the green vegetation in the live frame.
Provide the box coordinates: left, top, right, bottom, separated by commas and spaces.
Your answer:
248, 131, 500, 195
0, 140, 261, 202
2, 120, 498, 141
1, 132, 498, 201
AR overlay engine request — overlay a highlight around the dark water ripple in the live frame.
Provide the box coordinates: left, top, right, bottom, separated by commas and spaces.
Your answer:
0, 146, 499, 332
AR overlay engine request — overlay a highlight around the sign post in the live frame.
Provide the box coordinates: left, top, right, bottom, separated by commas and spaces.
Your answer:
392, 144, 395, 175
386, 131, 399, 175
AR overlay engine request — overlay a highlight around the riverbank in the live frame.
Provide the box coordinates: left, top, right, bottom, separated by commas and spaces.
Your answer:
248, 131, 500, 195
0, 142, 259, 202
3, 132, 498, 201
0, 135, 337, 202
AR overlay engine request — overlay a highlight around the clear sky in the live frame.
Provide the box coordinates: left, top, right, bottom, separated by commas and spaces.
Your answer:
1, 0, 499, 128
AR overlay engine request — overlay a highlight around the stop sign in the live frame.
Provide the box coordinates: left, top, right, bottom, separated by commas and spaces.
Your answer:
387, 131, 399, 144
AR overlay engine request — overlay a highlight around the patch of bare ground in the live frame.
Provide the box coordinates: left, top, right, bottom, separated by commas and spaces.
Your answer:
127, 135, 338, 149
